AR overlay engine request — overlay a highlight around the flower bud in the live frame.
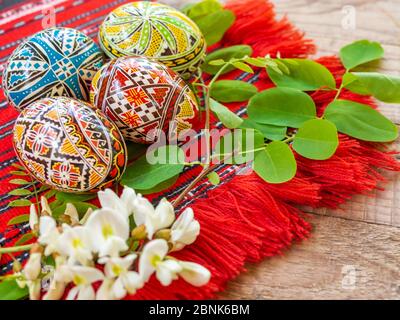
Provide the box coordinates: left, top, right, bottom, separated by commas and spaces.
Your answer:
154, 229, 171, 241
30, 243, 43, 255
58, 214, 72, 225
131, 224, 147, 240
12, 259, 22, 273
40, 196, 52, 216
24, 252, 42, 281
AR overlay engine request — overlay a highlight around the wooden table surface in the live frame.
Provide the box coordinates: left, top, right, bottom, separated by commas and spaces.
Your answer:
217, 0, 400, 300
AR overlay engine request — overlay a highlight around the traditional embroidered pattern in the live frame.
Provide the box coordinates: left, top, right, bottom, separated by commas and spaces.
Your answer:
3, 27, 104, 111
13, 97, 127, 192
99, 1, 206, 79
90, 56, 198, 144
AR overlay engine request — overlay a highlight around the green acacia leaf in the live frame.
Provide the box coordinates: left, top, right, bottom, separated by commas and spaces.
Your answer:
207, 172, 220, 185
210, 80, 257, 103
210, 98, 243, 129
267, 59, 336, 91
126, 142, 148, 161
15, 233, 35, 246
10, 171, 28, 176
136, 175, 179, 195
195, 9, 235, 46
339, 40, 384, 70
11, 163, 26, 170
208, 59, 225, 66
253, 141, 297, 184
247, 87, 317, 128
7, 214, 30, 226
243, 57, 268, 67
73, 202, 98, 216
8, 199, 32, 207
214, 128, 264, 164
121, 145, 185, 190
240, 119, 287, 141
183, 0, 222, 20
202, 45, 253, 75
293, 119, 339, 160
0, 279, 28, 300
52, 204, 67, 218
324, 99, 398, 142
55, 192, 97, 203
344, 72, 400, 103
8, 189, 32, 196
9, 179, 32, 185
232, 61, 254, 74
44, 189, 57, 199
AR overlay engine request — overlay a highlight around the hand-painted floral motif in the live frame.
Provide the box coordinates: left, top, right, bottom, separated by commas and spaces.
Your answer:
99, 1, 206, 79
90, 56, 198, 144
13, 97, 127, 193
3, 27, 104, 111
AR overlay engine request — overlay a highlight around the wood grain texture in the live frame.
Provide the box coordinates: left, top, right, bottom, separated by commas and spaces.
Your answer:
168, 0, 400, 299
219, 214, 400, 299
220, 0, 400, 299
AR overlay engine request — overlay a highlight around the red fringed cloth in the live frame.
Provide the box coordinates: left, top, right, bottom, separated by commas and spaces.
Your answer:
0, 0, 399, 299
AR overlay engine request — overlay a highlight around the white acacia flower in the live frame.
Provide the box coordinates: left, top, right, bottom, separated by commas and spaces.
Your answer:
170, 208, 200, 251
64, 203, 79, 225
178, 261, 211, 287
139, 239, 211, 288
84, 208, 129, 257
139, 239, 169, 282
133, 197, 175, 239
40, 196, 52, 215
155, 259, 182, 286
80, 208, 93, 225
96, 278, 117, 300
23, 252, 42, 281
16, 277, 41, 300
57, 225, 93, 265
138, 239, 181, 286
28, 280, 41, 300
98, 187, 137, 218
98, 254, 143, 299
57, 265, 104, 300
29, 204, 38, 231
42, 256, 67, 300
38, 216, 60, 256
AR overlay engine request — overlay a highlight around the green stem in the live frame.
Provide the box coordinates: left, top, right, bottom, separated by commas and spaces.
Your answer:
0, 274, 21, 281
283, 136, 295, 144
0, 244, 33, 254
173, 64, 232, 207
333, 69, 349, 101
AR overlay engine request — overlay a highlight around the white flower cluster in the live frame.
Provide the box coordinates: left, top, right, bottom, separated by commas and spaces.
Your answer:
19, 187, 210, 300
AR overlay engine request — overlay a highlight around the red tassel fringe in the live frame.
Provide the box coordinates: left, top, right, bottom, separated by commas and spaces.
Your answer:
126, 1, 400, 299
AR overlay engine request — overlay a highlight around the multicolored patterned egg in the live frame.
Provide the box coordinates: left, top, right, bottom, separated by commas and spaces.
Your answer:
90, 56, 199, 144
13, 97, 127, 193
3, 27, 104, 111
99, 1, 206, 79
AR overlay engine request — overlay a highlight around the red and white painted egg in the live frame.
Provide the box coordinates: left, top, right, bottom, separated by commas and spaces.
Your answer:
90, 56, 199, 144
13, 97, 127, 193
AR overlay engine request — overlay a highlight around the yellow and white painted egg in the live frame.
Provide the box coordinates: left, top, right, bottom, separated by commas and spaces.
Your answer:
13, 97, 127, 193
99, 1, 206, 79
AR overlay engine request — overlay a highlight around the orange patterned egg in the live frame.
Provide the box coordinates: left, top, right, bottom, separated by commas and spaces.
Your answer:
90, 56, 199, 144
13, 97, 127, 193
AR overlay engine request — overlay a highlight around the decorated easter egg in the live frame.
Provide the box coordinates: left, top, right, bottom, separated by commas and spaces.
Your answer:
99, 1, 206, 79
90, 56, 199, 144
3, 27, 104, 111
13, 97, 127, 193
